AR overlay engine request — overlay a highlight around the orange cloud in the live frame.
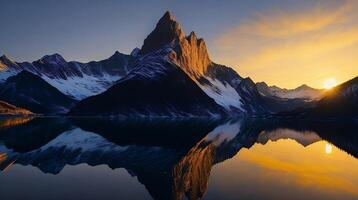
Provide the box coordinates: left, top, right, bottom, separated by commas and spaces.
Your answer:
213, 0, 358, 88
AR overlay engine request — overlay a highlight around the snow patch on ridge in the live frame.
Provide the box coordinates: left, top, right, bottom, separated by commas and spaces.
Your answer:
0, 69, 17, 82
198, 77, 243, 111
42, 73, 121, 100
121, 47, 174, 81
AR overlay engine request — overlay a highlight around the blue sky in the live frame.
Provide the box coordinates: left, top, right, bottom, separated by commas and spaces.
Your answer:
0, 0, 307, 62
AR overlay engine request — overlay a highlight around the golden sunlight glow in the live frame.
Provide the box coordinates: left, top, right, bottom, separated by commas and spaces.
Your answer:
323, 78, 338, 89
325, 143, 333, 154
213, 1, 358, 88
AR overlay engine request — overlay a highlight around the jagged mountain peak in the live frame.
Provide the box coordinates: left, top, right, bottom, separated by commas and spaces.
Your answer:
0, 54, 11, 61
294, 84, 316, 91
187, 31, 197, 40
109, 51, 127, 60
256, 81, 269, 87
0, 54, 17, 65
140, 11, 213, 77
162, 10, 175, 21
39, 53, 67, 65
241, 77, 256, 87
130, 47, 140, 57
140, 11, 185, 55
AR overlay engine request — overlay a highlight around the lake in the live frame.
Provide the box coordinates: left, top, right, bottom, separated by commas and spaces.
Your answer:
0, 117, 357, 200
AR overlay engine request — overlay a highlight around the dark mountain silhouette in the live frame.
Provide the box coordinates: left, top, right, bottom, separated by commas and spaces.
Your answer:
307, 76, 358, 118
0, 71, 77, 114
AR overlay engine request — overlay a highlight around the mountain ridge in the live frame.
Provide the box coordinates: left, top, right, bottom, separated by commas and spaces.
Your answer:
256, 82, 324, 100
0, 70, 77, 114
0, 51, 135, 100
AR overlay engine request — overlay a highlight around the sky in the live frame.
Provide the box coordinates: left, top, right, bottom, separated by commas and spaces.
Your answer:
1, 0, 357, 89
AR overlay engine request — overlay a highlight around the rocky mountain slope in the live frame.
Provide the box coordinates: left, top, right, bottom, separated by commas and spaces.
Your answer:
69, 48, 226, 117
0, 71, 77, 114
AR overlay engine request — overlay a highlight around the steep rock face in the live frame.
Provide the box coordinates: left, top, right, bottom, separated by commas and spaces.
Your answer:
205, 63, 242, 84
141, 12, 211, 77
141, 12, 185, 55
235, 78, 268, 114
0, 55, 22, 82
174, 32, 211, 77
0, 55, 20, 70
0, 71, 77, 114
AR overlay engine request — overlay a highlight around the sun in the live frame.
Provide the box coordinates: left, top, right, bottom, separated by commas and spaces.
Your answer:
323, 78, 337, 89
325, 143, 332, 154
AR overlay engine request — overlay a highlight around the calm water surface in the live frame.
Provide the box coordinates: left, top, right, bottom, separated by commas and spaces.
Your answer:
0, 117, 357, 200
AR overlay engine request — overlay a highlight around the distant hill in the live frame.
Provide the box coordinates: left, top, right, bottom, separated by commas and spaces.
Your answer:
308, 76, 358, 118
0, 71, 77, 114
256, 82, 324, 101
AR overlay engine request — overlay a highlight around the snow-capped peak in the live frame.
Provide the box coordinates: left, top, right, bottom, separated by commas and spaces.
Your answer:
40, 53, 67, 65
130, 47, 141, 57
0, 54, 18, 67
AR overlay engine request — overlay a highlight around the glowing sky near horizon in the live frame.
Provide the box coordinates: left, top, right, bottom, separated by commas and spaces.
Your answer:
1, 0, 357, 89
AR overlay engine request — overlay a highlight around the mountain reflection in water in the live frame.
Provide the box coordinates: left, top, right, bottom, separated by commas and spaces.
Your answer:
0, 117, 357, 200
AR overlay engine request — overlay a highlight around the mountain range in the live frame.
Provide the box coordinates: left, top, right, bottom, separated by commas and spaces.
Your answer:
256, 82, 324, 101
0, 11, 357, 118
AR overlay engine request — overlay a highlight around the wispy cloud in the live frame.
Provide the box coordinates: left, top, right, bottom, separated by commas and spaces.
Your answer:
213, 0, 358, 88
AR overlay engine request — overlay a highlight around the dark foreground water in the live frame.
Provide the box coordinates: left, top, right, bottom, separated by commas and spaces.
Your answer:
0, 117, 357, 200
